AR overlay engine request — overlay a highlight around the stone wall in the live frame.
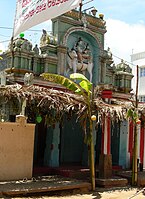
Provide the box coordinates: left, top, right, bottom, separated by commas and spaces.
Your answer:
0, 117, 35, 181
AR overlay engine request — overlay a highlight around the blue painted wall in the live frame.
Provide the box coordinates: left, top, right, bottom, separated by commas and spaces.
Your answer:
119, 120, 128, 169
44, 123, 60, 167
60, 115, 86, 165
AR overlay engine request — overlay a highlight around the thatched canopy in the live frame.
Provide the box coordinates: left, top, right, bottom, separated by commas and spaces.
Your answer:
0, 83, 145, 124
0, 84, 87, 124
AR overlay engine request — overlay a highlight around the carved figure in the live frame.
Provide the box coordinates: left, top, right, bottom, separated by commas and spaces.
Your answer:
24, 73, 34, 86
67, 48, 93, 82
0, 70, 7, 86
74, 37, 84, 62
81, 14, 89, 28
33, 44, 39, 55
67, 38, 93, 82
107, 47, 112, 59
40, 29, 50, 47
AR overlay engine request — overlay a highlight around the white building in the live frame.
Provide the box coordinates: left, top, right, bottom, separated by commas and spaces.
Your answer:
131, 51, 145, 102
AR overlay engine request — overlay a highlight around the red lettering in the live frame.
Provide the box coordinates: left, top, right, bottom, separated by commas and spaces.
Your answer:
47, 0, 68, 7
47, 0, 51, 8
22, 0, 31, 8
52, 0, 56, 6
29, 9, 35, 17
56, 0, 60, 5
36, 6, 40, 13
36, 3, 46, 13
24, 14, 29, 20
42, 3, 46, 11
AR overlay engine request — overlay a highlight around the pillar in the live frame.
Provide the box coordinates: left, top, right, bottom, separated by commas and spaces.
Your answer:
57, 46, 67, 75
99, 114, 112, 178
140, 124, 144, 171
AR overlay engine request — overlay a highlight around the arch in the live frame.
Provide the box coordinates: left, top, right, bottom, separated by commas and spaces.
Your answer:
63, 27, 103, 84
62, 27, 103, 50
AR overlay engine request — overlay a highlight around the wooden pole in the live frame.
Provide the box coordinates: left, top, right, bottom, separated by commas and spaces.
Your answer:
132, 65, 139, 185
79, 0, 83, 19
10, 36, 14, 68
89, 119, 95, 190
89, 84, 95, 191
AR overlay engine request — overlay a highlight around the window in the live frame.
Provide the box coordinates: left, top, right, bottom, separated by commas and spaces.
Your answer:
140, 68, 145, 77
139, 96, 145, 102
140, 68, 143, 77
140, 96, 143, 102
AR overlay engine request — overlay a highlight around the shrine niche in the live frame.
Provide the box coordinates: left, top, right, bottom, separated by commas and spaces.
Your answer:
67, 37, 93, 82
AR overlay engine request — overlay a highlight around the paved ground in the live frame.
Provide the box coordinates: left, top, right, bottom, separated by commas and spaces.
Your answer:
1, 186, 145, 199
0, 175, 91, 197
1, 171, 145, 198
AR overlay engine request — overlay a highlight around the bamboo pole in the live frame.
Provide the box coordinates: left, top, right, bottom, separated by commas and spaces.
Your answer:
89, 117, 95, 190
89, 84, 95, 191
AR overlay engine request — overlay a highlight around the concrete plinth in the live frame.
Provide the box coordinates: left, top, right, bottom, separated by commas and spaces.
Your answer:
96, 177, 128, 188
99, 154, 112, 178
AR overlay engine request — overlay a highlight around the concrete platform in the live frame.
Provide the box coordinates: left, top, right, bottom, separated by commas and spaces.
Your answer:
96, 177, 128, 188
117, 170, 145, 186
0, 175, 91, 197
34, 166, 129, 189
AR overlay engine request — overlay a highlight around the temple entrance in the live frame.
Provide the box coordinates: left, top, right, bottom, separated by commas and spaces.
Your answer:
33, 120, 47, 167
95, 124, 102, 165
60, 115, 86, 166
111, 122, 120, 166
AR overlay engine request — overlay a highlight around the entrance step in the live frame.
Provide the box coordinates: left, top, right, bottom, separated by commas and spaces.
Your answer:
0, 175, 91, 197
96, 177, 128, 188
51, 167, 90, 180
116, 170, 145, 186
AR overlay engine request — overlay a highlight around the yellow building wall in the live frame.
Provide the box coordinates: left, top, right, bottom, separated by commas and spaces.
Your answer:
0, 117, 35, 181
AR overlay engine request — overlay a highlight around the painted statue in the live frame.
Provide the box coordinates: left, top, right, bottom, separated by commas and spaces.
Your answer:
67, 38, 93, 82
0, 70, 7, 86
24, 73, 34, 86
40, 29, 50, 47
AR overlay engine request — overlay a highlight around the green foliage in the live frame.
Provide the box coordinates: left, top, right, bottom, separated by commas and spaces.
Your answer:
70, 73, 92, 94
41, 73, 83, 95
127, 108, 139, 123
41, 73, 92, 96
70, 73, 90, 82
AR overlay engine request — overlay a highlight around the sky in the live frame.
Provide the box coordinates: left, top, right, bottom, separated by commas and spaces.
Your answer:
1, 0, 145, 67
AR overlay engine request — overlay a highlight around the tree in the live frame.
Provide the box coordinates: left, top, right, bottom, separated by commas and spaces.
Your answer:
41, 72, 96, 190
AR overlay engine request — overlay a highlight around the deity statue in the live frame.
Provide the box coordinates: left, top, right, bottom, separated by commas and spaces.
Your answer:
74, 37, 92, 64
24, 73, 34, 86
33, 44, 39, 55
67, 37, 93, 82
40, 29, 50, 47
0, 70, 7, 86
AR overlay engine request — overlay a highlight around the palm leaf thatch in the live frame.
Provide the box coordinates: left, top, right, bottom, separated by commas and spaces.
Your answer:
0, 84, 87, 125
0, 83, 144, 125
